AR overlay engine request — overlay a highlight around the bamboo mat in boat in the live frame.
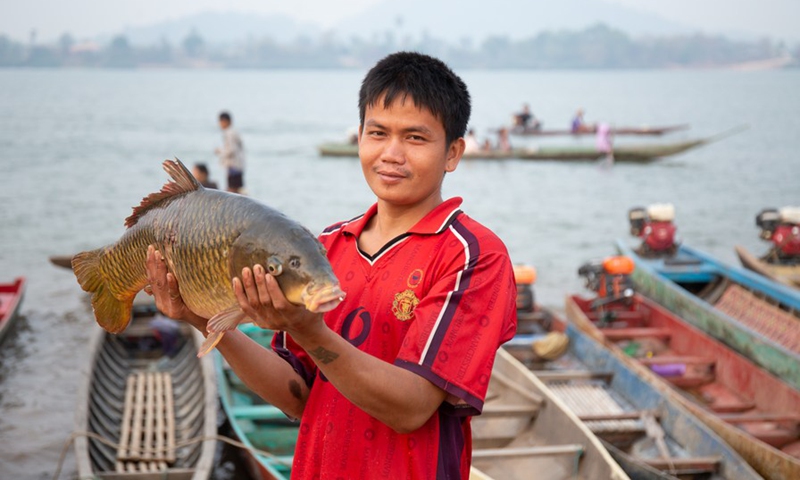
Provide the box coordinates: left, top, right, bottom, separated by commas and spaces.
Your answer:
547, 381, 643, 435
116, 371, 176, 472
714, 283, 800, 352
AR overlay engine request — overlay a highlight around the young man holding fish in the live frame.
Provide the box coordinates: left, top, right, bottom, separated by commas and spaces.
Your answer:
147, 51, 518, 479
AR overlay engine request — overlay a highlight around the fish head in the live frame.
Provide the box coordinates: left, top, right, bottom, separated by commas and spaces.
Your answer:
232, 223, 345, 313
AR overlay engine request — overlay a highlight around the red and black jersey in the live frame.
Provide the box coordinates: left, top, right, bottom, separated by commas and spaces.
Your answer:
273, 197, 518, 479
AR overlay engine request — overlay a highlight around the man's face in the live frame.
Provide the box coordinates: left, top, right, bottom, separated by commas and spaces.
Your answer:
358, 96, 463, 209
219, 119, 230, 129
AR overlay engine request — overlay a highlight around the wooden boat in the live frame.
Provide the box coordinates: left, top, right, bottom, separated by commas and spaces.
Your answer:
504, 308, 762, 480
616, 240, 800, 391
566, 291, 800, 480
508, 124, 690, 137
49, 254, 74, 269
317, 131, 732, 164
735, 245, 800, 290
74, 297, 217, 479
0, 277, 26, 344
470, 347, 630, 480
215, 324, 296, 480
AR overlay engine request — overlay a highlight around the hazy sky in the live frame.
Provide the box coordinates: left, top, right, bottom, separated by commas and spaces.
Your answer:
1, 0, 797, 43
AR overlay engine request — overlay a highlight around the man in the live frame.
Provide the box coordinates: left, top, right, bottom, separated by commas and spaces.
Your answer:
214, 111, 245, 193
146, 51, 517, 479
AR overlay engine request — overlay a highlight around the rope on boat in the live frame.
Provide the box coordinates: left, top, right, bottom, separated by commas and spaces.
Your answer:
53, 430, 293, 480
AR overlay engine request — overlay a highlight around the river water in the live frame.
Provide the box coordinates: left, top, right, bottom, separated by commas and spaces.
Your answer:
0, 67, 798, 479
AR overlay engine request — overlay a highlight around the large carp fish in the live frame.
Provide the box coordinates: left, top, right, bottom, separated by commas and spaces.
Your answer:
72, 159, 344, 356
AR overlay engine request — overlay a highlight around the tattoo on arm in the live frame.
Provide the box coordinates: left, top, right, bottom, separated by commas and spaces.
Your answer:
309, 346, 339, 365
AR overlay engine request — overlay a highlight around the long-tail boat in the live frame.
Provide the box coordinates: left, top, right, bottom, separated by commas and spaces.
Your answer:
470, 348, 630, 480
504, 306, 762, 480
615, 240, 800, 391
74, 297, 217, 480
564, 256, 800, 479
215, 324, 296, 480
507, 124, 690, 137
317, 127, 743, 163
0, 277, 26, 345
733, 206, 800, 290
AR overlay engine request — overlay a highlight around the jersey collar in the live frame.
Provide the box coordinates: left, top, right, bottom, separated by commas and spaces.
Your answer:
343, 197, 464, 237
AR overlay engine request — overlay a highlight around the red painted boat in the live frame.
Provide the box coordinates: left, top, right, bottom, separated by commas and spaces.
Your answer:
565, 281, 800, 480
0, 277, 26, 344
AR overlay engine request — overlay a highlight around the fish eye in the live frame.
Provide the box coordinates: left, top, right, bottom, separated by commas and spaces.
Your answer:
267, 256, 283, 276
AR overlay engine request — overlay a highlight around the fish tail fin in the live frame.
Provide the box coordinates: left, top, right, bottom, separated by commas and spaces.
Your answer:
72, 248, 135, 333
197, 332, 225, 357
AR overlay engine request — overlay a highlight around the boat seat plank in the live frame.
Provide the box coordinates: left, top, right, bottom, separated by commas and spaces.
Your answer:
602, 327, 672, 341
718, 412, 800, 424
638, 355, 716, 365
481, 404, 540, 418
532, 370, 615, 382
586, 311, 645, 323
696, 382, 756, 413
116, 372, 176, 470
644, 456, 721, 472
231, 404, 288, 421
577, 411, 656, 422
472, 444, 584, 459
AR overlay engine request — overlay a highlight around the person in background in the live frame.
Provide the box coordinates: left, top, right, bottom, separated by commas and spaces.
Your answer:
497, 126, 512, 152
514, 103, 541, 131
464, 128, 481, 154
571, 108, 593, 133
145, 51, 518, 480
596, 122, 615, 168
192, 163, 218, 189
214, 111, 245, 194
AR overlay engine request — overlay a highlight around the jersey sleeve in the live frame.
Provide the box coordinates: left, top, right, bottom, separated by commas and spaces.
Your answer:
394, 248, 518, 416
272, 330, 318, 388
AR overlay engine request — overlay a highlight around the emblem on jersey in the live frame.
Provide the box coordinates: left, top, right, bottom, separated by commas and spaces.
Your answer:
407, 268, 424, 288
392, 289, 420, 321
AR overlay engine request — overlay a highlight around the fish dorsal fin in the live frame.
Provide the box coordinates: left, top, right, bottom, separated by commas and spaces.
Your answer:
125, 158, 203, 228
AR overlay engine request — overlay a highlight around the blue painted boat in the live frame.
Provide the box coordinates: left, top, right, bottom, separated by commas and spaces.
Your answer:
616, 240, 800, 391
215, 325, 297, 480
507, 309, 763, 479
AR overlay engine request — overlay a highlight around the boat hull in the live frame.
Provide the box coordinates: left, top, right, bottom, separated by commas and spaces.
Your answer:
0, 277, 26, 344
565, 293, 800, 480
74, 300, 217, 480
317, 137, 711, 164
616, 240, 800, 391
215, 325, 296, 480
471, 348, 629, 480
507, 309, 762, 480
735, 245, 800, 290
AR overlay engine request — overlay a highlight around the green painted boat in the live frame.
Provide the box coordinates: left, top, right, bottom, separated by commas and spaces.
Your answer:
317, 127, 744, 164
616, 240, 800, 391
215, 325, 297, 480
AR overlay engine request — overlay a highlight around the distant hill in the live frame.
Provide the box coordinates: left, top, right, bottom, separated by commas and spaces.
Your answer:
332, 0, 695, 43
113, 11, 321, 46
103, 1, 697, 47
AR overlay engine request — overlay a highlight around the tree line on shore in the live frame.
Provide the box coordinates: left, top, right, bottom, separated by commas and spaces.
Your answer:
1, 23, 796, 70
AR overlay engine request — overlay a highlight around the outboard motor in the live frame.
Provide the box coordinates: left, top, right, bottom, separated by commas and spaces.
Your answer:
628, 203, 678, 256
513, 264, 537, 312
757, 207, 800, 262
578, 256, 635, 309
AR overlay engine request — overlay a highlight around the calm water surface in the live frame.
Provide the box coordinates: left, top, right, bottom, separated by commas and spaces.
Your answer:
0, 67, 798, 478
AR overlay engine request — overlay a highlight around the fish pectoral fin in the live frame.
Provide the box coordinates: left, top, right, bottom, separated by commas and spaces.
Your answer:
207, 308, 247, 333
197, 332, 224, 357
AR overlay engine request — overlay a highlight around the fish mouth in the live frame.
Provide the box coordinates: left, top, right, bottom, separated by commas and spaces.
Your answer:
301, 284, 346, 313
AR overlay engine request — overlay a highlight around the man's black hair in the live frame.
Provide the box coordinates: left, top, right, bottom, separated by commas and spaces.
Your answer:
219, 111, 231, 122
358, 51, 471, 146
